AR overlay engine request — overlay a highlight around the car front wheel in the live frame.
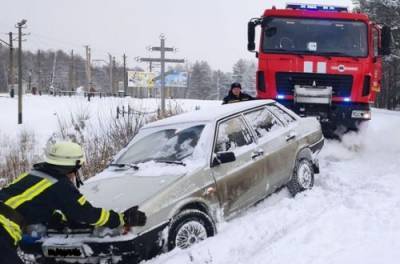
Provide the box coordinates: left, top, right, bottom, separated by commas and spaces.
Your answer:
287, 158, 314, 196
167, 209, 216, 251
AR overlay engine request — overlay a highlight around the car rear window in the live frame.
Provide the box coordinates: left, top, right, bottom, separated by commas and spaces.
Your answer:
244, 107, 283, 138
267, 104, 296, 125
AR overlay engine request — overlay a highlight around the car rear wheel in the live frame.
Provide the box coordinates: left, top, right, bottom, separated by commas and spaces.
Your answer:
287, 158, 314, 196
167, 209, 215, 251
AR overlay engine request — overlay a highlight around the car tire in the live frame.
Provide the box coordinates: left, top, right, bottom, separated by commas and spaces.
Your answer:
287, 158, 314, 196
167, 209, 216, 251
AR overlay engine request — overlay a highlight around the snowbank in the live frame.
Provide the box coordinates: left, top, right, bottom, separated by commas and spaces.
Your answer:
146, 109, 400, 264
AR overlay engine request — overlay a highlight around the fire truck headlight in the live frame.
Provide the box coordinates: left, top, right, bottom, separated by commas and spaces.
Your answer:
277, 94, 285, 100
344, 97, 351, 102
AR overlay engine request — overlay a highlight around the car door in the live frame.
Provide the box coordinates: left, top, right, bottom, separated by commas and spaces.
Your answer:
266, 104, 299, 184
243, 106, 289, 194
210, 114, 263, 218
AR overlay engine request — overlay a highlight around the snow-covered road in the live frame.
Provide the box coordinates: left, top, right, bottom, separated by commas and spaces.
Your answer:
146, 109, 400, 264
1, 96, 399, 263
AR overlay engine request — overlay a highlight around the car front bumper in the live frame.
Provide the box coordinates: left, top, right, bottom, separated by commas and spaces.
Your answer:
20, 223, 168, 264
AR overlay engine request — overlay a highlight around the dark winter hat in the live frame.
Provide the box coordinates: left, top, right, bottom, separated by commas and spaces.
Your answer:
231, 82, 241, 89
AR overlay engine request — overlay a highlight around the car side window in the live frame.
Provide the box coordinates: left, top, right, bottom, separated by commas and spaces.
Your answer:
267, 104, 296, 125
215, 116, 253, 153
244, 107, 283, 138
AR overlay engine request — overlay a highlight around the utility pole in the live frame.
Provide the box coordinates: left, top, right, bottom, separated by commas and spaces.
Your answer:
69, 50, 75, 91
16, 19, 27, 124
112, 56, 116, 94
1, 33, 15, 97
37, 50, 41, 93
28, 70, 32, 92
85, 45, 92, 93
139, 34, 184, 116
123, 54, 127, 96
108, 53, 113, 94
8, 32, 14, 98
50, 51, 57, 95
216, 71, 220, 100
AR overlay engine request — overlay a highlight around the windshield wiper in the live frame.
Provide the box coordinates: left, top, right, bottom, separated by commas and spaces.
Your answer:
266, 48, 304, 58
318, 52, 359, 61
289, 50, 332, 60
155, 160, 186, 166
109, 163, 139, 170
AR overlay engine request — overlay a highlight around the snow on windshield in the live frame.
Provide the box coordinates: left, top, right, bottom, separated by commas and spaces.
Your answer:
116, 124, 205, 165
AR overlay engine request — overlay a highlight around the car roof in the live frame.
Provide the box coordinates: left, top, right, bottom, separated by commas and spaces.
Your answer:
143, 99, 276, 129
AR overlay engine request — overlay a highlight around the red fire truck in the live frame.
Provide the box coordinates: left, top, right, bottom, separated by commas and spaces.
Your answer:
248, 3, 391, 135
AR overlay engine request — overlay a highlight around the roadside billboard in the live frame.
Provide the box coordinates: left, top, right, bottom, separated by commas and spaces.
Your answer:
127, 71, 155, 88
155, 71, 188, 88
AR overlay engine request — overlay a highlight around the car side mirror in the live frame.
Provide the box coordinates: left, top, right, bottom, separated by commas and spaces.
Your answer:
248, 21, 256, 51
380, 25, 391, 56
212, 151, 236, 167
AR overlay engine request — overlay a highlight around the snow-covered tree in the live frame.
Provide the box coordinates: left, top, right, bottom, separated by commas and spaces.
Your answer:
188, 61, 213, 99
212, 70, 231, 100
353, 0, 400, 109
232, 59, 257, 96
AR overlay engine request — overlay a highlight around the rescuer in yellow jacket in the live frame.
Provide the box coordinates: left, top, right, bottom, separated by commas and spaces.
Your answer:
0, 141, 146, 264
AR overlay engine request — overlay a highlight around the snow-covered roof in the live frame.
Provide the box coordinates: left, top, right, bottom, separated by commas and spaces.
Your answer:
143, 99, 276, 129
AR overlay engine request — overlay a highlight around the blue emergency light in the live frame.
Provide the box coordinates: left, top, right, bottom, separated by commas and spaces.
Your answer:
286, 3, 348, 12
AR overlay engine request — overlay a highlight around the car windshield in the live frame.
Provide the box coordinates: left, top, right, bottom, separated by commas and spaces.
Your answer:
262, 17, 368, 57
116, 124, 205, 165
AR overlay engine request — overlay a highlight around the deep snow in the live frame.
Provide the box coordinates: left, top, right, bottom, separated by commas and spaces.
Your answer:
1, 95, 400, 264
146, 109, 400, 264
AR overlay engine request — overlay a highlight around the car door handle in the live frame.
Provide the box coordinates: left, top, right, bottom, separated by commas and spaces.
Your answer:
286, 131, 296, 141
251, 150, 264, 159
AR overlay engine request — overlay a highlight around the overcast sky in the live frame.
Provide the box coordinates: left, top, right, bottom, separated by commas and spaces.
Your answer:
2, 0, 353, 72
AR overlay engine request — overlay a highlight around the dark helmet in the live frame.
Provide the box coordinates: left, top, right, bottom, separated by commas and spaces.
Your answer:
231, 82, 241, 90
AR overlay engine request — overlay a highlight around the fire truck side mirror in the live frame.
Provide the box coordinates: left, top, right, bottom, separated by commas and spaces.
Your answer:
380, 25, 391, 56
248, 21, 256, 51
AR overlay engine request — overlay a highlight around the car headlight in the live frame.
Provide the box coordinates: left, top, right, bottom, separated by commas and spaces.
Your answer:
25, 224, 47, 238
92, 226, 125, 237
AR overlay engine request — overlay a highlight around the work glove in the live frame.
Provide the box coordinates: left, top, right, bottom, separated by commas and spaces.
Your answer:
123, 206, 147, 227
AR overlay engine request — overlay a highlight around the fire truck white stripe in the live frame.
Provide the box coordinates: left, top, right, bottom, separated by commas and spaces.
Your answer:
317, 62, 327, 73
304, 61, 313, 73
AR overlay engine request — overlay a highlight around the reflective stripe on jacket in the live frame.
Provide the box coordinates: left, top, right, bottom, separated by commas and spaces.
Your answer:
0, 203, 23, 245
0, 165, 123, 245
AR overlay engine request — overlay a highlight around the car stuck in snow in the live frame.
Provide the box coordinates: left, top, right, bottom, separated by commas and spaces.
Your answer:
21, 100, 324, 263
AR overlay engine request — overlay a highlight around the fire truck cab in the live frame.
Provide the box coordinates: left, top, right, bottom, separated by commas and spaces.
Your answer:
248, 3, 391, 135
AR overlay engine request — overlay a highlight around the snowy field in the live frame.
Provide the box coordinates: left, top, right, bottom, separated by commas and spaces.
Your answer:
1, 95, 400, 264
0, 94, 219, 150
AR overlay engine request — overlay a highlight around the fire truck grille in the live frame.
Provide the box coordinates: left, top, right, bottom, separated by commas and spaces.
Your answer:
275, 72, 353, 97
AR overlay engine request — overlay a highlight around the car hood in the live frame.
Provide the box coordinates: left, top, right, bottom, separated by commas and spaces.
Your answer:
80, 169, 185, 212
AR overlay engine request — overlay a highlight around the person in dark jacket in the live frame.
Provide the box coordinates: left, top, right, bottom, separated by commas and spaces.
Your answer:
222, 82, 254, 104
0, 141, 146, 264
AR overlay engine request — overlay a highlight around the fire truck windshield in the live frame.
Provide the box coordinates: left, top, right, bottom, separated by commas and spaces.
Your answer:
262, 17, 368, 57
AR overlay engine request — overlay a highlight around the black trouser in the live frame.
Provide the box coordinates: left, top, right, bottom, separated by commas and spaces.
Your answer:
0, 226, 24, 264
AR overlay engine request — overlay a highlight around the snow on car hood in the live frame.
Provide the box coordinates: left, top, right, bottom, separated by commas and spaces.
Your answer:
81, 161, 190, 212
